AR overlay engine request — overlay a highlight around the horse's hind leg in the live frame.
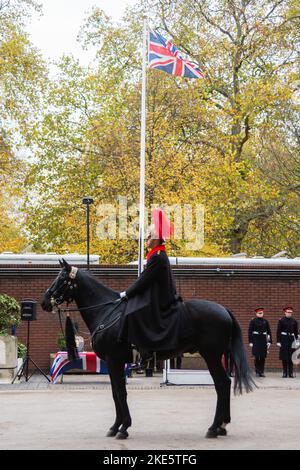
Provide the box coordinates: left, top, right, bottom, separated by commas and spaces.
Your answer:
106, 356, 132, 439
202, 352, 231, 438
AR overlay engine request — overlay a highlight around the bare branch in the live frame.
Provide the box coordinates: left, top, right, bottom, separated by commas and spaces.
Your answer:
193, 0, 235, 43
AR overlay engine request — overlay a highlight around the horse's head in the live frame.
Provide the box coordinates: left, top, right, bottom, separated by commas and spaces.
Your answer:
41, 258, 78, 312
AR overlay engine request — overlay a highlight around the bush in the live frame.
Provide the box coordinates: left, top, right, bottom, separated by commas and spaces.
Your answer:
0, 294, 21, 334
57, 334, 67, 351
17, 342, 27, 359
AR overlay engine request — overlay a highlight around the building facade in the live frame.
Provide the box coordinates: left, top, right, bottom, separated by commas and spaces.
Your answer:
0, 257, 299, 370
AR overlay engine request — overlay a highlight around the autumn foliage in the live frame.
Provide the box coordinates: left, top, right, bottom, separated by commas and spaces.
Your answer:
0, 1, 299, 262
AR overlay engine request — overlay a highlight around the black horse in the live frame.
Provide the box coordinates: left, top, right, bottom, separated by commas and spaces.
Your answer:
41, 259, 255, 439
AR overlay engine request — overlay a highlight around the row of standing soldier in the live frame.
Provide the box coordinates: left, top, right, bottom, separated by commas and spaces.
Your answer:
248, 306, 299, 378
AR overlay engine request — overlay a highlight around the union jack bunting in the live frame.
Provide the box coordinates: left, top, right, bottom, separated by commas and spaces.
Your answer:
50, 351, 103, 383
50, 351, 130, 383
148, 29, 204, 79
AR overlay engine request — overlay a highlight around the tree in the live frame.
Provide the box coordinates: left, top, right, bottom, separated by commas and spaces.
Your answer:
247, 100, 300, 256
0, 0, 46, 135
150, 0, 300, 253
23, 0, 299, 260
0, 0, 47, 252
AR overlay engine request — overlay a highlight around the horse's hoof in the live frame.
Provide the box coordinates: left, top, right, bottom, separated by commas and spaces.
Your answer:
217, 427, 227, 436
116, 430, 129, 440
205, 428, 218, 438
106, 428, 118, 437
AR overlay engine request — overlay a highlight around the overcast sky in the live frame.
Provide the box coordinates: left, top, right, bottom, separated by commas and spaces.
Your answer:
25, 0, 137, 66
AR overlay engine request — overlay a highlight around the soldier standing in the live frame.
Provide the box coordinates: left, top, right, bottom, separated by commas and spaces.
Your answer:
248, 307, 272, 377
277, 306, 299, 378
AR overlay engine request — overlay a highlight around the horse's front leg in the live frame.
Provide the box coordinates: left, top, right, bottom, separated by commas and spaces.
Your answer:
106, 376, 123, 437
106, 356, 132, 439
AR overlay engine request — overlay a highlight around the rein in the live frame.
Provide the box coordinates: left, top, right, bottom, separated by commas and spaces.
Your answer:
56, 299, 120, 314
56, 298, 126, 350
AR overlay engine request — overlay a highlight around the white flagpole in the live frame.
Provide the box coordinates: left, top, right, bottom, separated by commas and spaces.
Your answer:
138, 17, 148, 276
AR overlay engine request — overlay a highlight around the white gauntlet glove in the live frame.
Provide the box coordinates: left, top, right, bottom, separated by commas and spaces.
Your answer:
277, 342, 281, 347
249, 343, 253, 347
120, 291, 127, 299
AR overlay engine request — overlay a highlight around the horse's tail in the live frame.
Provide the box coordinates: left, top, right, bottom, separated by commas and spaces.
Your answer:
226, 308, 256, 395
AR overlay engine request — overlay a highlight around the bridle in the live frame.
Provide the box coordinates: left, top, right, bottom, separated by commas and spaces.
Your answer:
47, 266, 79, 308
47, 265, 125, 341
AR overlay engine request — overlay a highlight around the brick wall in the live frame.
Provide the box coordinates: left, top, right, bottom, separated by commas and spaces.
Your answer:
0, 263, 299, 370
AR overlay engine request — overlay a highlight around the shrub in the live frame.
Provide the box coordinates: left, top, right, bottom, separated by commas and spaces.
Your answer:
17, 342, 27, 359
0, 294, 21, 334
57, 334, 67, 351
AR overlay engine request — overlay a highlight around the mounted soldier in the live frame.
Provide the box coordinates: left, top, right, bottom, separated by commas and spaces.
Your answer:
118, 208, 185, 363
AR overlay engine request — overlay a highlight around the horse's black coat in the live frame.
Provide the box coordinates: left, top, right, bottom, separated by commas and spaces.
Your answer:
42, 260, 255, 439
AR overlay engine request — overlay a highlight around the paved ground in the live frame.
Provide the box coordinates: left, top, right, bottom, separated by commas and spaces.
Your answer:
0, 372, 300, 450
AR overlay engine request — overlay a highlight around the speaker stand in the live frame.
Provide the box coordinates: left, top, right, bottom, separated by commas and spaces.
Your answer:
12, 321, 50, 384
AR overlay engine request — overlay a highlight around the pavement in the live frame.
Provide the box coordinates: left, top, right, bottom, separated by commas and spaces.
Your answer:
0, 372, 300, 450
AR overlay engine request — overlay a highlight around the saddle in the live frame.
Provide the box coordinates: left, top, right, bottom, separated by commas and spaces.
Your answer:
91, 298, 127, 342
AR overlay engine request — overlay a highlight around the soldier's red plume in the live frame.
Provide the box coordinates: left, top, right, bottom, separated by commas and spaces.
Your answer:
152, 208, 174, 240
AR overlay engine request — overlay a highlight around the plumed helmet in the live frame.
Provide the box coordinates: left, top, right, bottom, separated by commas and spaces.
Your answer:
148, 208, 174, 240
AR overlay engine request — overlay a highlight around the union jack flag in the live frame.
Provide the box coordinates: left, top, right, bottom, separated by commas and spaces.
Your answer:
50, 351, 103, 383
50, 351, 130, 383
148, 29, 204, 79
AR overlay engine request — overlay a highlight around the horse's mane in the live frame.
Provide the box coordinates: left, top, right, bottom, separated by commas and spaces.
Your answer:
77, 268, 120, 300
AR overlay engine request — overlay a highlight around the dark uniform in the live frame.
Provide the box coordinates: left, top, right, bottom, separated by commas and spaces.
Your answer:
248, 317, 272, 376
119, 247, 186, 351
277, 316, 299, 377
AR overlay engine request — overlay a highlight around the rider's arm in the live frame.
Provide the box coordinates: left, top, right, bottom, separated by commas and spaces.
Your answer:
126, 253, 165, 299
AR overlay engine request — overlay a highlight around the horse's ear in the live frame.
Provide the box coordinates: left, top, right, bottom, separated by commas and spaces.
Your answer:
59, 259, 64, 268
62, 258, 71, 272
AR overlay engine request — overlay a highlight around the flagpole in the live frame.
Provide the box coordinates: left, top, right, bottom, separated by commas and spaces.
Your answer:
138, 17, 147, 276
